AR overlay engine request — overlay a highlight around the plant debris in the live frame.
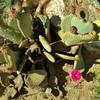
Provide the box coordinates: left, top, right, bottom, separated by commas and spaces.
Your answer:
0, 0, 100, 99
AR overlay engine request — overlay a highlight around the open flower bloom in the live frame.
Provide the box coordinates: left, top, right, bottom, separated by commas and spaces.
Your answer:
71, 70, 81, 81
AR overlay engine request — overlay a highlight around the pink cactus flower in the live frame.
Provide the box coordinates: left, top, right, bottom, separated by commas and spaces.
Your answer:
71, 70, 81, 81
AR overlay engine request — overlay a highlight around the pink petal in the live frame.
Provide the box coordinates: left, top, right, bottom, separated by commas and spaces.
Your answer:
71, 70, 81, 81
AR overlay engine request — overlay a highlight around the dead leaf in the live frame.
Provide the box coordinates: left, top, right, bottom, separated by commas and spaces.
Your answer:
13, 73, 23, 91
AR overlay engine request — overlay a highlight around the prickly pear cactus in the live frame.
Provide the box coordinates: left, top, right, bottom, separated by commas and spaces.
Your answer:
0, 45, 20, 71
2, 8, 20, 33
43, 51, 55, 63
39, 35, 52, 52
59, 31, 97, 46
0, 0, 99, 99
2, 7, 33, 38
0, 25, 23, 45
60, 15, 93, 34
25, 70, 47, 87
16, 13, 33, 38
71, 17, 93, 34
37, 15, 51, 42
60, 15, 73, 34
58, 14, 97, 46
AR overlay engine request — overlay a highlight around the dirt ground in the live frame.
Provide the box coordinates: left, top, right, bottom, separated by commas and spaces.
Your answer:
0, 48, 100, 100
13, 63, 100, 100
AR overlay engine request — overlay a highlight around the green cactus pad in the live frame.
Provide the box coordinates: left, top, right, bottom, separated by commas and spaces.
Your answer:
0, 25, 23, 45
43, 51, 55, 63
16, 13, 33, 38
71, 17, 93, 34
39, 35, 52, 52
27, 70, 47, 87
37, 15, 48, 26
37, 15, 51, 42
8, 17, 20, 33
61, 15, 93, 34
60, 32, 96, 46
61, 15, 73, 33
2, 8, 20, 33
55, 53, 79, 61
2, 48, 20, 70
